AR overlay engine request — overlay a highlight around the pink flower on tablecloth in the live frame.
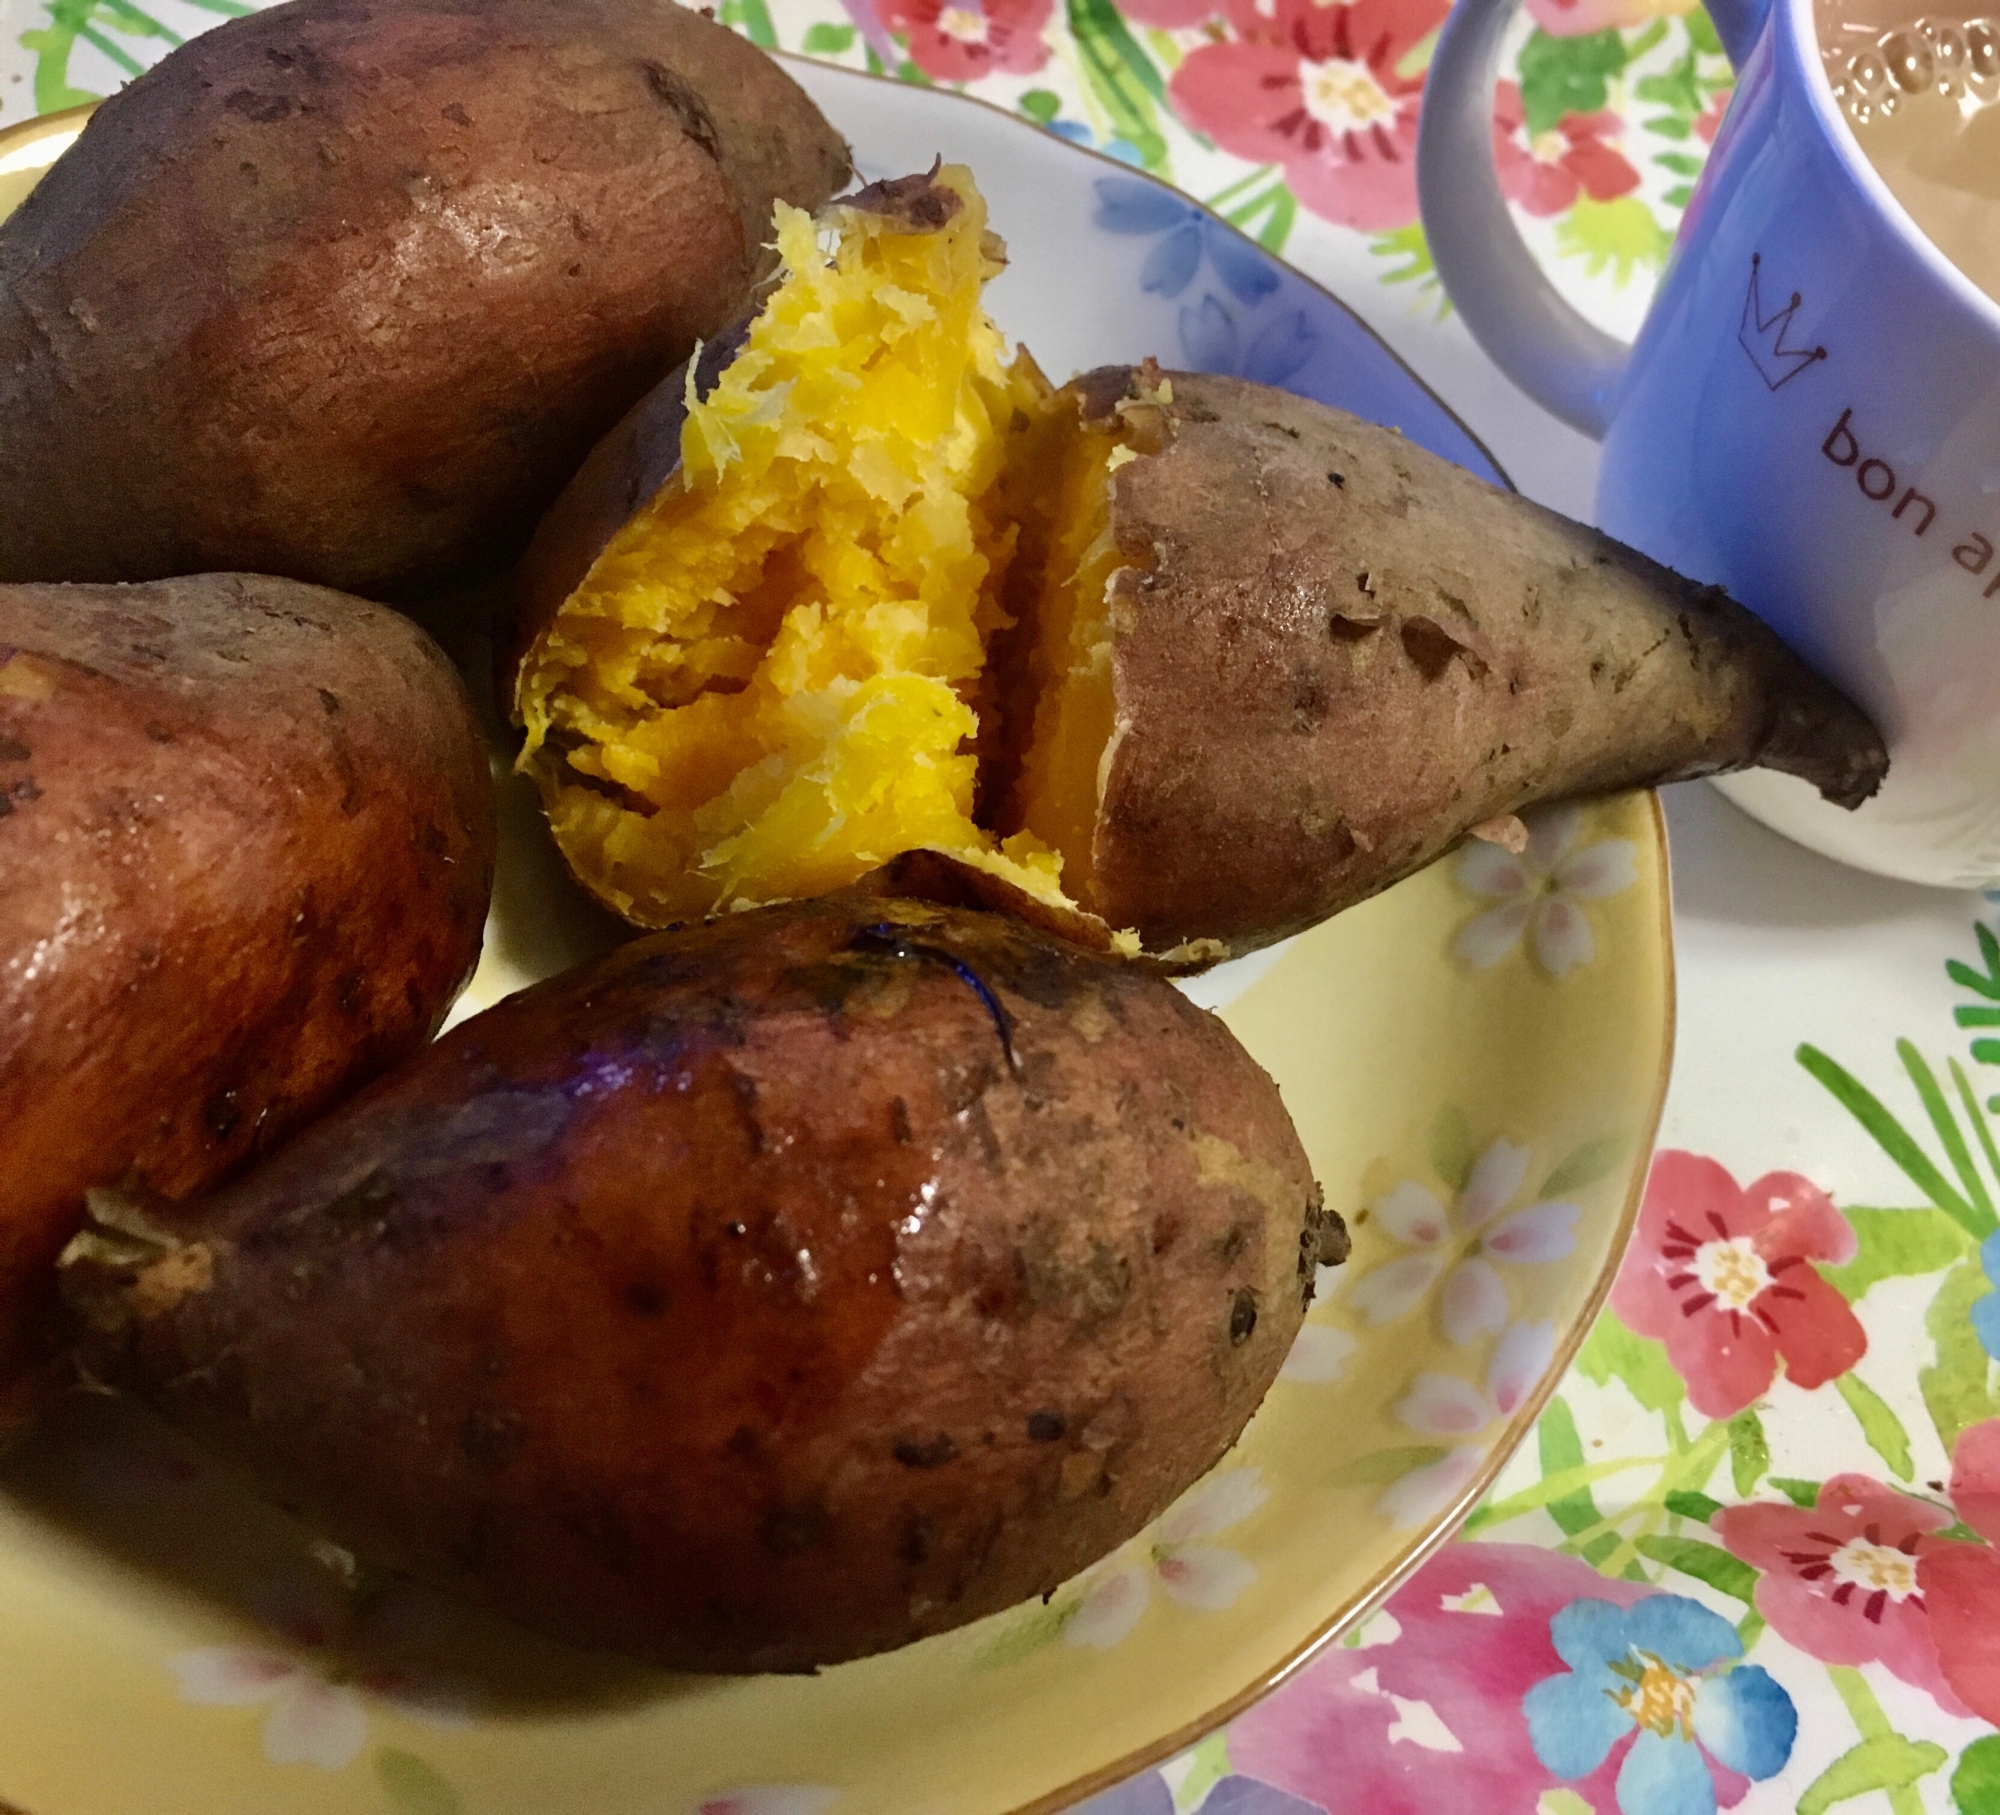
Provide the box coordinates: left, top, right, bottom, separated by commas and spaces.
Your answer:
1525, 0, 1698, 36
1118, 0, 1222, 23
879, 0, 1052, 80
1167, 0, 1451, 233
1493, 82, 1640, 218
1919, 1419, 2000, 1724
1609, 1151, 1865, 1419
1712, 1474, 1968, 1714
1230, 1542, 1757, 1814
169, 1564, 472, 1771
1694, 86, 1733, 143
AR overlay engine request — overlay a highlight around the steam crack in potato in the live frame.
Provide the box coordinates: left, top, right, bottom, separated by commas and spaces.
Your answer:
515, 166, 1887, 966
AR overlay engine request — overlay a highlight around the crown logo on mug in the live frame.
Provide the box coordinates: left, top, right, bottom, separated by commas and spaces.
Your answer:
1738, 254, 1830, 391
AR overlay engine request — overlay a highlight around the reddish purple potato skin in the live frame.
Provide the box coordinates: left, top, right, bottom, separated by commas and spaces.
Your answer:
62, 894, 1338, 1672
0, 0, 851, 597
0, 574, 494, 1409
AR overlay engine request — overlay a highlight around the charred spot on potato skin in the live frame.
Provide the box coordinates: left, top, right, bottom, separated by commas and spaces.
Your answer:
1401, 614, 1491, 682
202, 1089, 241, 1145
889, 1096, 913, 1147
759, 1500, 832, 1559
461, 1406, 525, 1470
892, 1433, 959, 1469
223, 89, 294, 123
1026, 1408, 1066, 1443
1229, 1287, 1259, 1346
0, 737, 27, 762
624, 1278, 669, 1317
641, 60, 722, 164
1216, 1222, 1250, 1267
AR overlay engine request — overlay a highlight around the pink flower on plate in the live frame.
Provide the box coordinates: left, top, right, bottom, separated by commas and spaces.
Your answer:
1065, 1468, 1268, 1648
694, 1791, 839, 1815
1493, 82, 1641, 218
1610, 1151, 1865, 1420
169, 1565, 472, 1771
1713, 1474, 1968, 1713
1383, 1321, 1557, 1527
1168, 0, 1451, 233
1454, 804, 1637, 976
1349, 1137, 1580, 1342
878, 0, 1052, 81
1525, 0, 1698, 36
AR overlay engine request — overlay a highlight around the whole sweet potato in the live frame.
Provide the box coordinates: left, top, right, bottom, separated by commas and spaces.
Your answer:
61, 893, 1339, 1671
0, 575, 493, 1400
0, 0, 851, 597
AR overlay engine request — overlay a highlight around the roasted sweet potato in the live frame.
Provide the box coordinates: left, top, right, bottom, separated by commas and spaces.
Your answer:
0, 575, 493, 1400
60, 893, 1338, 1671
511, 171, 1886, 966
0, 0, 851, 597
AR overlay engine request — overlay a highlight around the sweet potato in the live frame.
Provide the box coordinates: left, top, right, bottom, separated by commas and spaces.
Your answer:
0, 0, 851, 597
0, 575, 493, 1399
510, 170, 1886, 964
60, 893, 1338, 1672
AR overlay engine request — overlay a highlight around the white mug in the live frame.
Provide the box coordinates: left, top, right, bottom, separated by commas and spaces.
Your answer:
1418, 0, 2000, 886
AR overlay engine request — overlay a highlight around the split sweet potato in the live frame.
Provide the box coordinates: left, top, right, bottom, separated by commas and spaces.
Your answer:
509, 169, 1886, 966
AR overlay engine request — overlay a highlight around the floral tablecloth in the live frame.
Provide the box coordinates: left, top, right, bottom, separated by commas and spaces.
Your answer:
6, 2, 1999, 1813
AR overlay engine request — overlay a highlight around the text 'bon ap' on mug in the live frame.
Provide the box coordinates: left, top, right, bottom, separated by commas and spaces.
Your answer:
1418, 0, 2000, 887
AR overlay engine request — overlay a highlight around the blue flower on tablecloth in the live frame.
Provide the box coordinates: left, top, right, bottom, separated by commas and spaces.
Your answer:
1049, 119, 1144, 166
1972, 1231, 2000, 1362
1067, 1771, 1173, 1815
1092, 178, 1281, 304
1523, 1595, 1796, 1815
1069, 1775, 1323, 1815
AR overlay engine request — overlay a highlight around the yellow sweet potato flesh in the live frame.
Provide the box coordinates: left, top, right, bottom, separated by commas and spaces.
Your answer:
516, 166, 1108, 926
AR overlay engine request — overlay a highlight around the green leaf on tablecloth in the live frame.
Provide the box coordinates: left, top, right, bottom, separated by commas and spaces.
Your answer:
1665, 1489, 1725, 1523
1019, 88, 1062, 123
1798, 1043, 1990, 1239
1540, 1133, 1627, 1201
1370, 225, 1446, 312
1430, 1105, 1475, 1193
1798, 1735, 1949, 1815
1948, 922, 2000, 1000
1538, 1396, 1622, 1566
1662, 184, 1696, 208
1835, 1373, 1916, 1481
1576, 1311, 1684, 1415
375, 1749, 461, 1815
1538, 1794, 1594, 1815
1636, 1535, 1758, 1603
1175, 1731, 1231, 1811
1554, 198, 1672, 286
1922, 1259, 2000, 1453
1067, 0, 1170, 172
1727, 1408, 1770, 1496
1903, 1041, 2000, 1231
1736, 1606, 1766, 1651
1952, 1734, 2000, 1814
717, 0, 777, 51
802, 23, 856, 54
1655, 151, 1705, 176
1686, 6, 1725, 54
1637, 60, 1703, 118
1828, 1206, 1974, 1302
1769, 1475, 1823, 1507
973, 1595, 1075, 1668
1518, 28, 1627, 136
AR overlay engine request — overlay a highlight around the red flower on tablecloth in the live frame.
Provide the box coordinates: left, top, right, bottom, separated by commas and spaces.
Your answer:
1492, 82, 1640, 218
1710, 1425, 2000, 1724
878, 0, 1052, 81
1228, 1542, 1756, 1813
1694, 86, 1733, 142
1524, 0, 1699, 35
1167, 0, 1451, 233
1609, 1151, 1865, 1420
1917, 1419, 2000, 1724
1118, 0, 1222, 23
1712, 1475, 1969, 1714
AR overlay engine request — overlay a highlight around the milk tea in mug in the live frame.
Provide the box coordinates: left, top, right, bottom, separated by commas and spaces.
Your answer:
1823, 3, 2000, 304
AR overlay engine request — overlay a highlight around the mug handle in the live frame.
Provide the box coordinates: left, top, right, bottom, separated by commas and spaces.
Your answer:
1415, 0, 1765, 439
